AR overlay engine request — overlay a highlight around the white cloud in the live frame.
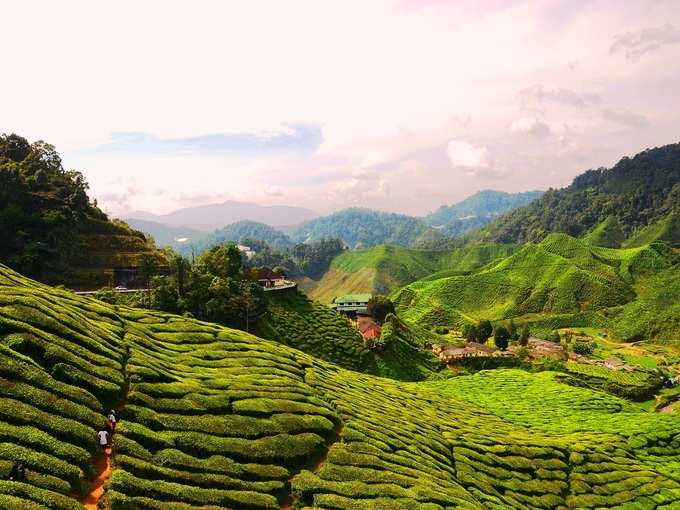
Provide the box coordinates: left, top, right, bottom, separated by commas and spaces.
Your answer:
447, 140, 491, 170
510, 116, 552, 138
265, 186, 283, 197
1, 1, 679, 216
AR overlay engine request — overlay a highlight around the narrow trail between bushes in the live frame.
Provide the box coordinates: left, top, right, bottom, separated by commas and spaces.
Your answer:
80, 345, 130, 510
280, 421, 344, 510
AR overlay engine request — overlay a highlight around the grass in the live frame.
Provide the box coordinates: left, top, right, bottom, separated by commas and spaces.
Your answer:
0, 263, 679, 509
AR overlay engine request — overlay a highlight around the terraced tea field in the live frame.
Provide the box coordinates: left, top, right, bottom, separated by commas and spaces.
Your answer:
305, 244, 518, 303
1, 264, 680, 509
392, 233, 680, 341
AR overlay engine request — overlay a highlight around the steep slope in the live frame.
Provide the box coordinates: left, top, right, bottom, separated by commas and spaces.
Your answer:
393, 233, 680, 341
1, 264, 679, 509
582, 216, 626, 248
126, 200, 318, 230
306, 244, 519, 303
252, 289, 378, 374
624, 210, 680, 248
0, 134, 168, 289
291, 208, 443, 248
471, 142, 680, 243
425, 190, 543, 236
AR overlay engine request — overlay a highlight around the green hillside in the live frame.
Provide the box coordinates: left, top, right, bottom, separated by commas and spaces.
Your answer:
425, 190, 543, 236
470, 142, 680, 244
306, 244, 519, 303
1, 264, 680, 509
253, 289, 378, 373
624, 210, 680, 248
393, 233, 680, 341
0, 134, 168, 289
582, 216, 626, 248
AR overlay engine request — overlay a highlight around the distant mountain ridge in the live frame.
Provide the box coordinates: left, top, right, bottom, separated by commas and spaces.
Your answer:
126, 200, 318, 230
195, 220, 294, 252
425, 190, 543, 236
290, 208, 443, 248
128, 190, 546, 252
470, 142, 680, 244
124, 218, 207, 249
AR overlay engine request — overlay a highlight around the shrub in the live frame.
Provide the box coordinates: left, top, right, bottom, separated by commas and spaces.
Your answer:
572, 341, 595, 356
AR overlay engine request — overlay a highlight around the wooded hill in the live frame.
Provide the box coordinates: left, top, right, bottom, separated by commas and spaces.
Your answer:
470, 142, 680, 244
0, 134, 168, 289
424, 190, 543, 236
1, 263, 680, 509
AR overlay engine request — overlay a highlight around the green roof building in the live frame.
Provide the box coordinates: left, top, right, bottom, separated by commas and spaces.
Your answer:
334, 294, 372, 315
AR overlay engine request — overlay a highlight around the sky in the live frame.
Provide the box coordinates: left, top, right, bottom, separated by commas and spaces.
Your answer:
2, 0, 680, 218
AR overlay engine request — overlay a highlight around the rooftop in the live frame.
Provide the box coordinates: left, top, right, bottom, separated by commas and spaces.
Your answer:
335, 294, 372, 304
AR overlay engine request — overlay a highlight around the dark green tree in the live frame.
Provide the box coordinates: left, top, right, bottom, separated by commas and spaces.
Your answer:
477, 319, 493, 343
493, 326, 510, 350
198, 244, 242, 278
508, 319, 518, 341
367, 295, 396, 324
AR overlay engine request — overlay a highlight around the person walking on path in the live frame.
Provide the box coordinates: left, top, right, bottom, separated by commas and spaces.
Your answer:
97, 426, 110, 450
9, 462, 26, 481
107, 410, 117, 433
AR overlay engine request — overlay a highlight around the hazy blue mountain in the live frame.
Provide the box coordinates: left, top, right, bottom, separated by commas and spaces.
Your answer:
126, 200, 318, 231
125, 218, 207, 249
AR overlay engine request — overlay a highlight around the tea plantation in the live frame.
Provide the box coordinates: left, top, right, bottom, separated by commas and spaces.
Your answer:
306, 244, 519, 304
392, 233, 680, 341
1, 263, 680, 509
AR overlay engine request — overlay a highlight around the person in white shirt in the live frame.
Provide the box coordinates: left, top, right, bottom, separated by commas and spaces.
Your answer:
107, 410, 117, 433
97, 428, 109, 450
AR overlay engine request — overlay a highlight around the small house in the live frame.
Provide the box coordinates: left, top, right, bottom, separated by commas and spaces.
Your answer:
334, 294, 372, 318
257, 267, 285, 289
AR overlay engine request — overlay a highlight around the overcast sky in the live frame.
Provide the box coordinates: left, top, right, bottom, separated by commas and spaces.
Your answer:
3, 0, 680, 217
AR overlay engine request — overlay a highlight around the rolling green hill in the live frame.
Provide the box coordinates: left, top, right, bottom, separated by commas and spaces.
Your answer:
425, 190, 543, 236
393, 233, 680, 341
0, 134, 168, 289
305, 244, 519, 303
0, 264, 679, 509
470, 142, 680, 244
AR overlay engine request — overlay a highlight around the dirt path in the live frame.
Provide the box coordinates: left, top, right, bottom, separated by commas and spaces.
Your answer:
81, 448, 113, 510
80, 347, 130, 509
